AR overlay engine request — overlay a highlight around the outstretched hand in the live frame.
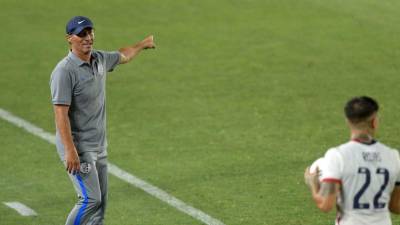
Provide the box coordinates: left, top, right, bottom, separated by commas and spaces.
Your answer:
118, 35, 156, 64
141, 35, 156, 49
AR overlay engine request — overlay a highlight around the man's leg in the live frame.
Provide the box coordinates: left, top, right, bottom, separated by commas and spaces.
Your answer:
65, 161, 102, 225
87, 157, 108, 225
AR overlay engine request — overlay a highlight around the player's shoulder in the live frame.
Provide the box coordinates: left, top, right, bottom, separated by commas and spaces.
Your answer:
375, 141, 400, 158
375, 141, 397, 150
323, 142, 356, 161
323, 146, 343, 161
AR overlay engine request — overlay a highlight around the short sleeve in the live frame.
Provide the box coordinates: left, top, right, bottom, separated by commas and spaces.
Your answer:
321, 148, 343, 183
100, 51, 120, 72
393, 150, 400, 185
50, 67, 73, 105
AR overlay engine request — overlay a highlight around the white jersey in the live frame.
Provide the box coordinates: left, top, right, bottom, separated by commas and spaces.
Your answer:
320, 140, 400, 225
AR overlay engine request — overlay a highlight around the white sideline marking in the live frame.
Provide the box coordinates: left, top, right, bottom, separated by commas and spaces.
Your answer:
3, 202, 38, 216
0, 109, 56, 145
0, 108, 225, 225
108, 164, 225, 225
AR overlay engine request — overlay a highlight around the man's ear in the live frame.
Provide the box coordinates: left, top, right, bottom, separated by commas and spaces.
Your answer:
66, 34, 72, 44
371, 115, 378, 129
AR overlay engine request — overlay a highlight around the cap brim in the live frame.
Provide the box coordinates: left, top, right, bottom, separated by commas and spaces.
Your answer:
70, 25, 93, 35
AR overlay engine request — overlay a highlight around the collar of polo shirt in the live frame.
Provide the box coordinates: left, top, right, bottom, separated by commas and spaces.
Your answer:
68, 51, 97, 66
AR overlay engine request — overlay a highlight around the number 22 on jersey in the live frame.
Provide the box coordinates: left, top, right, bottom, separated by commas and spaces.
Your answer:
353, 167, 389, 209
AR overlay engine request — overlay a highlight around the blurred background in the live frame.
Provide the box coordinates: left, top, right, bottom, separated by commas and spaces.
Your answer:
1, 0, 400, 224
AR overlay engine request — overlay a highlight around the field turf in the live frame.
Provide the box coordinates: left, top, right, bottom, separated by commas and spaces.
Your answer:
1, 0, 400, 224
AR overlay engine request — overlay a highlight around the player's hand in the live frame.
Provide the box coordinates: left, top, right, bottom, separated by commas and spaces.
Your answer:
304, 167, 320, 191
65, 148, 80, 175
141, 35, 155, 49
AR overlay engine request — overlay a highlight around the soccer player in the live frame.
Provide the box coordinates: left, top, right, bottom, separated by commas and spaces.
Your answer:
50, 16, 155, 225
304, 96, 400, 225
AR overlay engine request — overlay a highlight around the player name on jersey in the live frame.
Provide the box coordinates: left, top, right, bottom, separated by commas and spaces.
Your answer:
362, 152, 381, 162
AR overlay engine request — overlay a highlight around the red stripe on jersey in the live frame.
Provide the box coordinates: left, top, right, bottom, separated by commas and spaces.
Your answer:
322, 178, 342, 184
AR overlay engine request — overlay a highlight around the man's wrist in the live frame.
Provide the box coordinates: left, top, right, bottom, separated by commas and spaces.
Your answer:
65, 145, 77, 154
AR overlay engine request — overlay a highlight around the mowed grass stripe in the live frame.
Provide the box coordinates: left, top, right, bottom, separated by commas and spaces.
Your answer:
0, 108, 225, 225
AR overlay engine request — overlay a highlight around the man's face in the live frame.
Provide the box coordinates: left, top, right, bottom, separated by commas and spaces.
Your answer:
68, 27, 94, 55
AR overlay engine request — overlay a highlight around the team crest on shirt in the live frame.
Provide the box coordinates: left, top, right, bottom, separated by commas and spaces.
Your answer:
97, 62, 105, 76
80, 162, 92, 174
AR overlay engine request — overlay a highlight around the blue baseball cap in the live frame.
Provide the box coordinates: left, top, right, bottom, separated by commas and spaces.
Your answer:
66, 16, 94, 35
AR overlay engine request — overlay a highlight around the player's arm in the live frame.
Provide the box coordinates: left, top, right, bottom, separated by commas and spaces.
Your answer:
118, 35, 155, 64
389, 186, 400, 214
313, 181, 339, 212
53, 104, 80, 174
304, 167, 340, 212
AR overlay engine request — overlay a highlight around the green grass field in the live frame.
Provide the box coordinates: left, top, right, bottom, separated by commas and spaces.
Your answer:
2, 0, 400, 224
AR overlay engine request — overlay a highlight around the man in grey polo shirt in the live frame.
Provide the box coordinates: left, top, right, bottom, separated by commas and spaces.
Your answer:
50, 16, 155, 225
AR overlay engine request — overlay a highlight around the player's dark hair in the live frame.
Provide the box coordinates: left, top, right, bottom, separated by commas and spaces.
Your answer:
344, 96, 379, 123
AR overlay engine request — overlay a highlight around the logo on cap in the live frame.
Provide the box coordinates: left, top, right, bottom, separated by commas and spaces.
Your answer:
66, 16, 93, 35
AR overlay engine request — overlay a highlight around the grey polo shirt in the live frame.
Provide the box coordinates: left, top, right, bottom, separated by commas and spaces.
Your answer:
50, 50, 120, 161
